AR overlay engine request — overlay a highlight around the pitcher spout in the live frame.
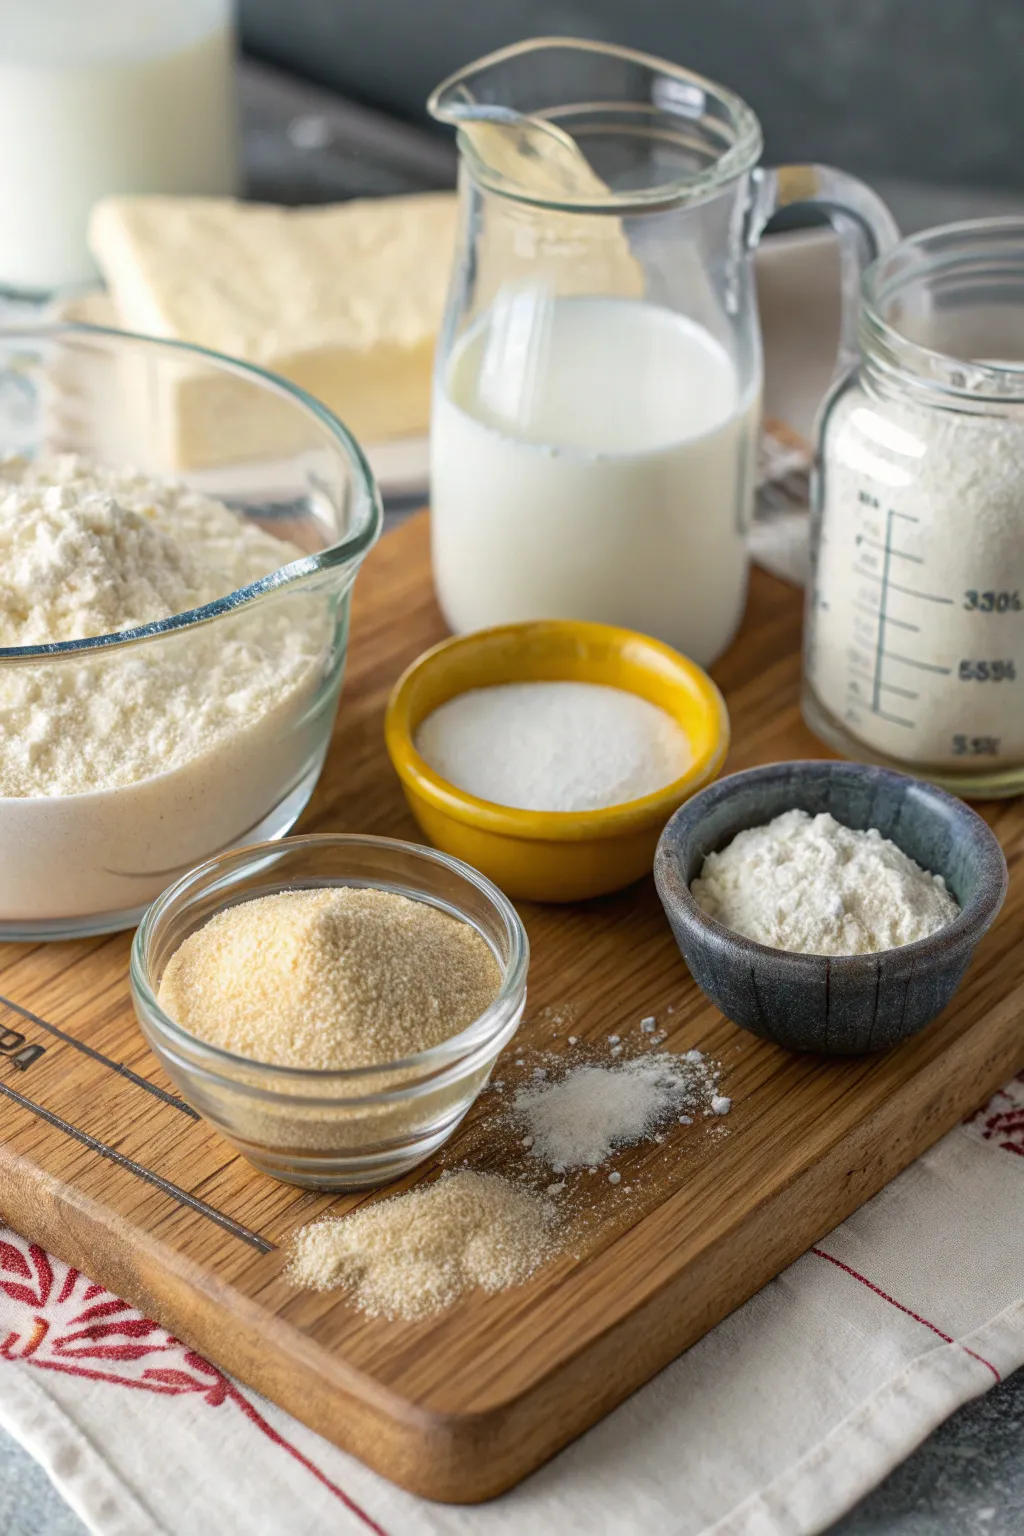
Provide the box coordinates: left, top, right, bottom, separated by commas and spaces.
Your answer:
428, 36, 762, 210
427, 36, 575, 130
428, 38, 615, 204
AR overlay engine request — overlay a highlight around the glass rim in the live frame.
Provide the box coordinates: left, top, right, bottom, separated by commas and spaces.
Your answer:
861, 216, 1024, 405
0, 322, 383, 662
428, 36, 763, 214
130, 832, 530, 1093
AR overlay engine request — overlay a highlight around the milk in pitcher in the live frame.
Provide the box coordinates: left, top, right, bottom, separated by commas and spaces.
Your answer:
430, 295, 760, 667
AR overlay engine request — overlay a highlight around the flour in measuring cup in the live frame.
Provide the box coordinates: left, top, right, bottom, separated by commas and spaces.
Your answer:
808, 390, 1024, 766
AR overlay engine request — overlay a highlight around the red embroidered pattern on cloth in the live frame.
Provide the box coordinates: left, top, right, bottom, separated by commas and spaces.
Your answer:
0, 1230, 389, 1536
964, 1073, 1024, 1158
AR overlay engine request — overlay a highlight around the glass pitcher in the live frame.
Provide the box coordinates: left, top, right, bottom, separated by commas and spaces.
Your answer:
427, 37, 897, 667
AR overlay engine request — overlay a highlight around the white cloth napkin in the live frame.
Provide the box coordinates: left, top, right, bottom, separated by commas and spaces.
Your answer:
1, 1083, 1022, 1536
750, 426, 812, 587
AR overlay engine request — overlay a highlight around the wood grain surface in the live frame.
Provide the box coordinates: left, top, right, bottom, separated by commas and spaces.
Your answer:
0, 511, 1021, 1503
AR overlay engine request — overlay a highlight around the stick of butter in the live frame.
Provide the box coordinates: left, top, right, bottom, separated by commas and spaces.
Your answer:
88, 193, 458, 466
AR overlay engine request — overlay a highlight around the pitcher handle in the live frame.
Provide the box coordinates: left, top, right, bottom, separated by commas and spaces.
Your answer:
750, 164, 900, 375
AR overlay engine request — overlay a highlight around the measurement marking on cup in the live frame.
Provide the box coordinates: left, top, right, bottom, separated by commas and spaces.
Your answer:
854, 601, 919, 633
866, 509, 952, 722
847, 672, 918, 699
883, 651, 953, 675
856, 535, 924, 564
874, 709, 915, 728
871, 510, 897, 711
887, 582, 954, 605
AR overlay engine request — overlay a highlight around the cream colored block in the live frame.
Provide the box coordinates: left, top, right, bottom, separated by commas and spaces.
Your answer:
88, 193, 459, 466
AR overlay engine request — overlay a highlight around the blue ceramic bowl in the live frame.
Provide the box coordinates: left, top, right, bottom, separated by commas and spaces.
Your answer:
653, 760, 1008, 1054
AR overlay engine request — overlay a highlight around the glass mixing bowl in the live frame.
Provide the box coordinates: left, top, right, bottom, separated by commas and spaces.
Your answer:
130, 834, 529, 1189
0, 324, 381, 939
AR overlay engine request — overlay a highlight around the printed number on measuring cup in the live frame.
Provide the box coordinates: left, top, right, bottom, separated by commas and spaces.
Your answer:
963, 590, 1022, 613
952, 735, 1001, 757
958, 660, 1017, 682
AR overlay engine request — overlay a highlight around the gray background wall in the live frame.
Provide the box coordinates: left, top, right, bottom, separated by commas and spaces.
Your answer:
239, 0, 1024, 191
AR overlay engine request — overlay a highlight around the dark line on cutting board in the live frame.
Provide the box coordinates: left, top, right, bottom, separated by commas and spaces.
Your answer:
0, 1080, 273, 1254
0, 993, 198, 1118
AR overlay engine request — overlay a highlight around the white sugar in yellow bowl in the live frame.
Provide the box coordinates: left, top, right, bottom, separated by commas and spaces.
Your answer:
385, 620, 730, 901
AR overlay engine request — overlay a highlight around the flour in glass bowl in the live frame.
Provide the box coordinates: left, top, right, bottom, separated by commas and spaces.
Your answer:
0, 454, 328, 923
691, 809, 959, 956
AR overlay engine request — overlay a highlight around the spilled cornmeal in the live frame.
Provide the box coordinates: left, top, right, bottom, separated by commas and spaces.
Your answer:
287, 1171, 558, 1320
286, 1029, 732, 1318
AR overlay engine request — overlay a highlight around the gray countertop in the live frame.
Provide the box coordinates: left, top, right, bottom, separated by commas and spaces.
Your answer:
4, 55, 1024, 1536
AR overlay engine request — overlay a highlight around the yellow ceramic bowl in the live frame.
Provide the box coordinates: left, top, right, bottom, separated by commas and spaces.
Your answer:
384, 620, 730, 902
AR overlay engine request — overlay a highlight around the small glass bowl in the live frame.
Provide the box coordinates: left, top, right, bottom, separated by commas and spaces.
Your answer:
130, 834, 529, 1190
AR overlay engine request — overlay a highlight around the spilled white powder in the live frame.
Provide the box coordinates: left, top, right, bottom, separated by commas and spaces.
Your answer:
514, 1052, 721, 1172
415, 681, 693, 812
691, 809, 959, 956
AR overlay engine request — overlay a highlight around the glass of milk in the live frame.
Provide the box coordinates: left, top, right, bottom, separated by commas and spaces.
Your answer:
428, 40, 898, 667
0, 0, 237, 293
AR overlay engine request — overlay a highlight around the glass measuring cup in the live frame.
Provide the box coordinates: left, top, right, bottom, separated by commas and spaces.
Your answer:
805, 218, 1024, 797
427, 37, 897, 668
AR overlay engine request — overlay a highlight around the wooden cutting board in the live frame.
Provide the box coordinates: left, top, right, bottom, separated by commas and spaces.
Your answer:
0, 511, 1021, 1504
